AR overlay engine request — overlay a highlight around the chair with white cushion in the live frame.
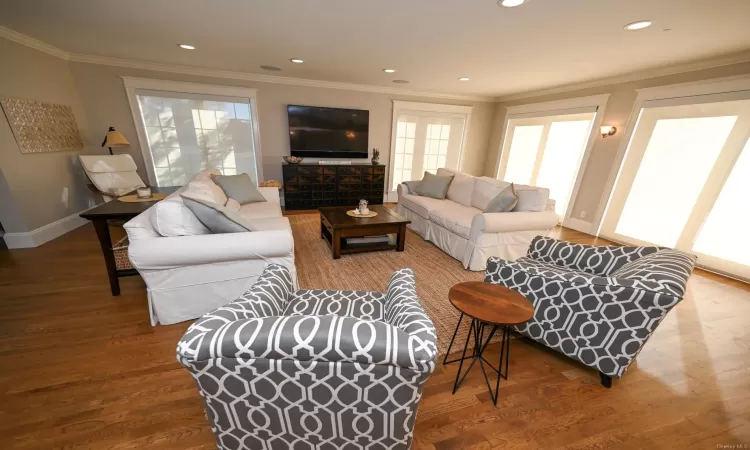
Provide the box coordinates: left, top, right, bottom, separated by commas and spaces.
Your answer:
79, 154, 146, 202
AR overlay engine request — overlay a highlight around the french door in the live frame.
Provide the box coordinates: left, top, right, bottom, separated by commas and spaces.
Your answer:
387, 102, 471, 201
497, 111, 596, 217
600, 95, 750, 280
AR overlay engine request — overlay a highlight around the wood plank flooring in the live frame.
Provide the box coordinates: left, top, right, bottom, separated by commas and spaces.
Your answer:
1, 221, 749, 449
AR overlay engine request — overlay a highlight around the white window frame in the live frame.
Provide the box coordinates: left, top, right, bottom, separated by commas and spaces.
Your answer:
122, 76, 263, 186
493, 94, 609, 231
594, 74, 750, 236
387, 101, 473, 202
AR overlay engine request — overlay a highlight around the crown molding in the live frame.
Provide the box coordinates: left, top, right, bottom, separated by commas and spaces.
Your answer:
67, 53, 493, 102
494, 50, 750, 103
0, 26, 69, 60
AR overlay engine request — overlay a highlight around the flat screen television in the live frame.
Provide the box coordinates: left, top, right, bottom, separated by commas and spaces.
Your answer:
288, 105, 369, 158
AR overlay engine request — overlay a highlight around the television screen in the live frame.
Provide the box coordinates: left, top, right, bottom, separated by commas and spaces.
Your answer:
288, 105, 369, 158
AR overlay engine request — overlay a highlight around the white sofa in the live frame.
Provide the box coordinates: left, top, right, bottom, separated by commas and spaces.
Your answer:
124, 169, 296, 325
397, 168, 559, 271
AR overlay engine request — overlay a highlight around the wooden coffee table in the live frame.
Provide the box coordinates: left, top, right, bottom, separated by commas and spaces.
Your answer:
318, 205, 410, 259
444, 281, 534, 406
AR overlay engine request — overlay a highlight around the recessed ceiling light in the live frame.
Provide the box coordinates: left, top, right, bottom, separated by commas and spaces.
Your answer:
392, 80, 409, 84
624, 21, 652, 30
178, 44, 195, 50
290, 58, 304, 64
499, 0, 525, 7
383, 69, 396, 73
260, 65, 282, 71
459, 77, 470, 81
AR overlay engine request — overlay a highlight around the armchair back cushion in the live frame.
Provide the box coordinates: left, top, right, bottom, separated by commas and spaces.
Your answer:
527, 236, 660, 276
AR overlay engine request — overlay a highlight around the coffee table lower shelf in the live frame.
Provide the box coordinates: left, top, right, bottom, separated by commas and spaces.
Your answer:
321, 225, 398, 256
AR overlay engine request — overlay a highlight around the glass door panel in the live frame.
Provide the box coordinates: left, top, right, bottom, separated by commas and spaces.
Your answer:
693, 137, 750, 269
536, 120, 594, 216
614, 116, 737, 247
503, 125, 544, 185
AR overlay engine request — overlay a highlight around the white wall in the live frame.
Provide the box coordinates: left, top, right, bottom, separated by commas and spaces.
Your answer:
68, 62, 495, 191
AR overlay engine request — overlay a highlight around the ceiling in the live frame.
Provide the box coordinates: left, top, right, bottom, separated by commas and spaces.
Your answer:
2, 0, 750, 98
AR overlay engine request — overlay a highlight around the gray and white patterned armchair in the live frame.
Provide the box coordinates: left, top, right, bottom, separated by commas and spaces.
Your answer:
177, 264, 437, 450
485, 236, 696, 387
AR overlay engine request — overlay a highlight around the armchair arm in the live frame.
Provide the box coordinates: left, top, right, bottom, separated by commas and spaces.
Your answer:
383, 269, 438, 370
471, 210, 559, 235
128, 228, 294, 270
177, 315, 435, 373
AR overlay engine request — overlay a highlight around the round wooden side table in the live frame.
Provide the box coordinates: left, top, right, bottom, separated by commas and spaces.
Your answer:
444, 281, 534, 406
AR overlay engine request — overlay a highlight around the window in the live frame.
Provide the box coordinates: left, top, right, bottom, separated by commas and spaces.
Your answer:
124, 78, 261, 187
497, 111, 597, 217
388, 102, 472, 199
600, 95, 750, 280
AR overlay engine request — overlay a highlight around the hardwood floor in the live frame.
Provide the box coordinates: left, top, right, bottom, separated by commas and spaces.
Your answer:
1, 222, 749, 449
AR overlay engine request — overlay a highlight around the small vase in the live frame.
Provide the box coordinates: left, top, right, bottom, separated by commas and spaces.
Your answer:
371, 157, 379, 166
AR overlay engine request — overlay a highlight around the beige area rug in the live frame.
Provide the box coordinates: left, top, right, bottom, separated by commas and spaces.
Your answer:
289, 213, 484, 355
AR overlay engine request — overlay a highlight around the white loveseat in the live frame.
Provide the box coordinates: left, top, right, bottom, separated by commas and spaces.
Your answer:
124, 169, 296, 325
397, 168, 559, 271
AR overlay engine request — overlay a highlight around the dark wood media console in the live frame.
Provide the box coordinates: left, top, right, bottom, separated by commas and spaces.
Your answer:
282, 163, 386, 210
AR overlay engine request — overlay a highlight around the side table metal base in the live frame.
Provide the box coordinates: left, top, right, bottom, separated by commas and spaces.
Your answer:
443, 313, 511, 406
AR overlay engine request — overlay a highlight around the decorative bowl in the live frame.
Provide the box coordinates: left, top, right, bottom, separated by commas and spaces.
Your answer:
284, 156, 304, 164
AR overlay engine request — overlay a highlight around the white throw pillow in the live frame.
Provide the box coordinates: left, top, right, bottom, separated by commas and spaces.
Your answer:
150, 196, 211, 237
512, 185, 551, 212
471, 177, 511, 211
183, 177, 228, 206
437, 168, 475, 207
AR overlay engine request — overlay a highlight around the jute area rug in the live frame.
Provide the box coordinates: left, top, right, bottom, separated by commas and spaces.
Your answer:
288, 213, 484, 355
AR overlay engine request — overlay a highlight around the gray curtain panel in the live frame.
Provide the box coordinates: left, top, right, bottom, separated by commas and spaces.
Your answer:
177, 264, 437, 450
484, 236, 696, 379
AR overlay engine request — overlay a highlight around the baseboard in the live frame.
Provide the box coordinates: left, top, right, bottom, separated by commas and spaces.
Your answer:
3, 210, 90, 249
564, 217, 596, 235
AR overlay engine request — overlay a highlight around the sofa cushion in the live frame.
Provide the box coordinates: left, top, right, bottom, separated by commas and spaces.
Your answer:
429, 200, 482, 238
438, 168, 475, 207
183, 177, 228, 206
239, 201, 283, 220
283, 290, 385, 321
399, 193, 446, 219
471, 177, 510, 211
415, 171, 453, 199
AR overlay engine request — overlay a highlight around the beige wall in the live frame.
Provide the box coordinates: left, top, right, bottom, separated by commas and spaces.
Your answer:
485, 61, 750, 226
67, 63, 495, 190
0, 38, 101, 233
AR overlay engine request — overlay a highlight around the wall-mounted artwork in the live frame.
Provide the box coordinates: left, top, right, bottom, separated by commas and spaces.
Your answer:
0, 96, 84, 153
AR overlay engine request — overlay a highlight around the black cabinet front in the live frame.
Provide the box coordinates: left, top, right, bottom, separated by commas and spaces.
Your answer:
282, 164, 386, 210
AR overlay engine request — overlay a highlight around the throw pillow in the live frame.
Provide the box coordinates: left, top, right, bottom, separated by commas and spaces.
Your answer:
181, 194, 255, 233
484, 183, 519, 213
183, 178, 228, 205
211, 173, 266, 205
150, 196, 211, 237
512, 185, 550, 212
414, 171, 454, 199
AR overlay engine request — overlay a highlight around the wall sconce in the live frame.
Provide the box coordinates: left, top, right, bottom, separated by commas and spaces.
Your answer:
101, 126, 130, 155
600, 125, 617, 138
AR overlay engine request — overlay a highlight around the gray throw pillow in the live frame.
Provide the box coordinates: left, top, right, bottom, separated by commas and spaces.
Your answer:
484, 183, 519, 213
181, 195, 254, 233
414, 171, 454, 199
211, 173, 266, 205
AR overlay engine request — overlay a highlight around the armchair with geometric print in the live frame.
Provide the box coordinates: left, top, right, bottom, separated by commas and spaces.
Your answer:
177, 264, 438, 450
485, 236, 697, 388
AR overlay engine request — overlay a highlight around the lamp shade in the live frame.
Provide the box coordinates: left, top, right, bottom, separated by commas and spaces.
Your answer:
106, 130, 130, 147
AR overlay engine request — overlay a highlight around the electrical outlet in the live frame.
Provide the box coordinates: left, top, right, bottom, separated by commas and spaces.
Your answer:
580, 210, 587, 219
62, 187, 69, 207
